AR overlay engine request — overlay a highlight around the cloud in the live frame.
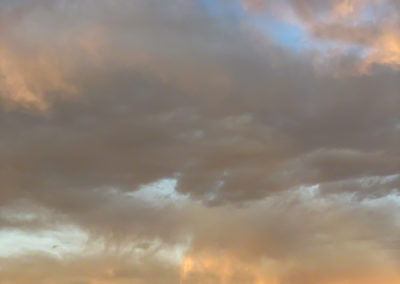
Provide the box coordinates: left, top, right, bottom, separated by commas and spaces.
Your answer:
1, 0, 400, 283
241, 0, 400, 72
3, 186, 400, 283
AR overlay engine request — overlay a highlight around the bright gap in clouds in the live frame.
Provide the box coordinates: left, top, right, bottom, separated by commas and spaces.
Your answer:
0, 226, 87, 258
128, 178, 188, 205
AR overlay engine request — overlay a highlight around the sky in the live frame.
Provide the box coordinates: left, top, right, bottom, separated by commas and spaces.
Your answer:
1, 0, 400, 283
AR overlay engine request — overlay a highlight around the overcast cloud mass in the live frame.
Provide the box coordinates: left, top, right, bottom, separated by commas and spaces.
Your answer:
1, 0, 400, 283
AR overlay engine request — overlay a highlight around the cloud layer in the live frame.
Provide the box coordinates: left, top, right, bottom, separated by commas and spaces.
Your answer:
1, 0, 400, 283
